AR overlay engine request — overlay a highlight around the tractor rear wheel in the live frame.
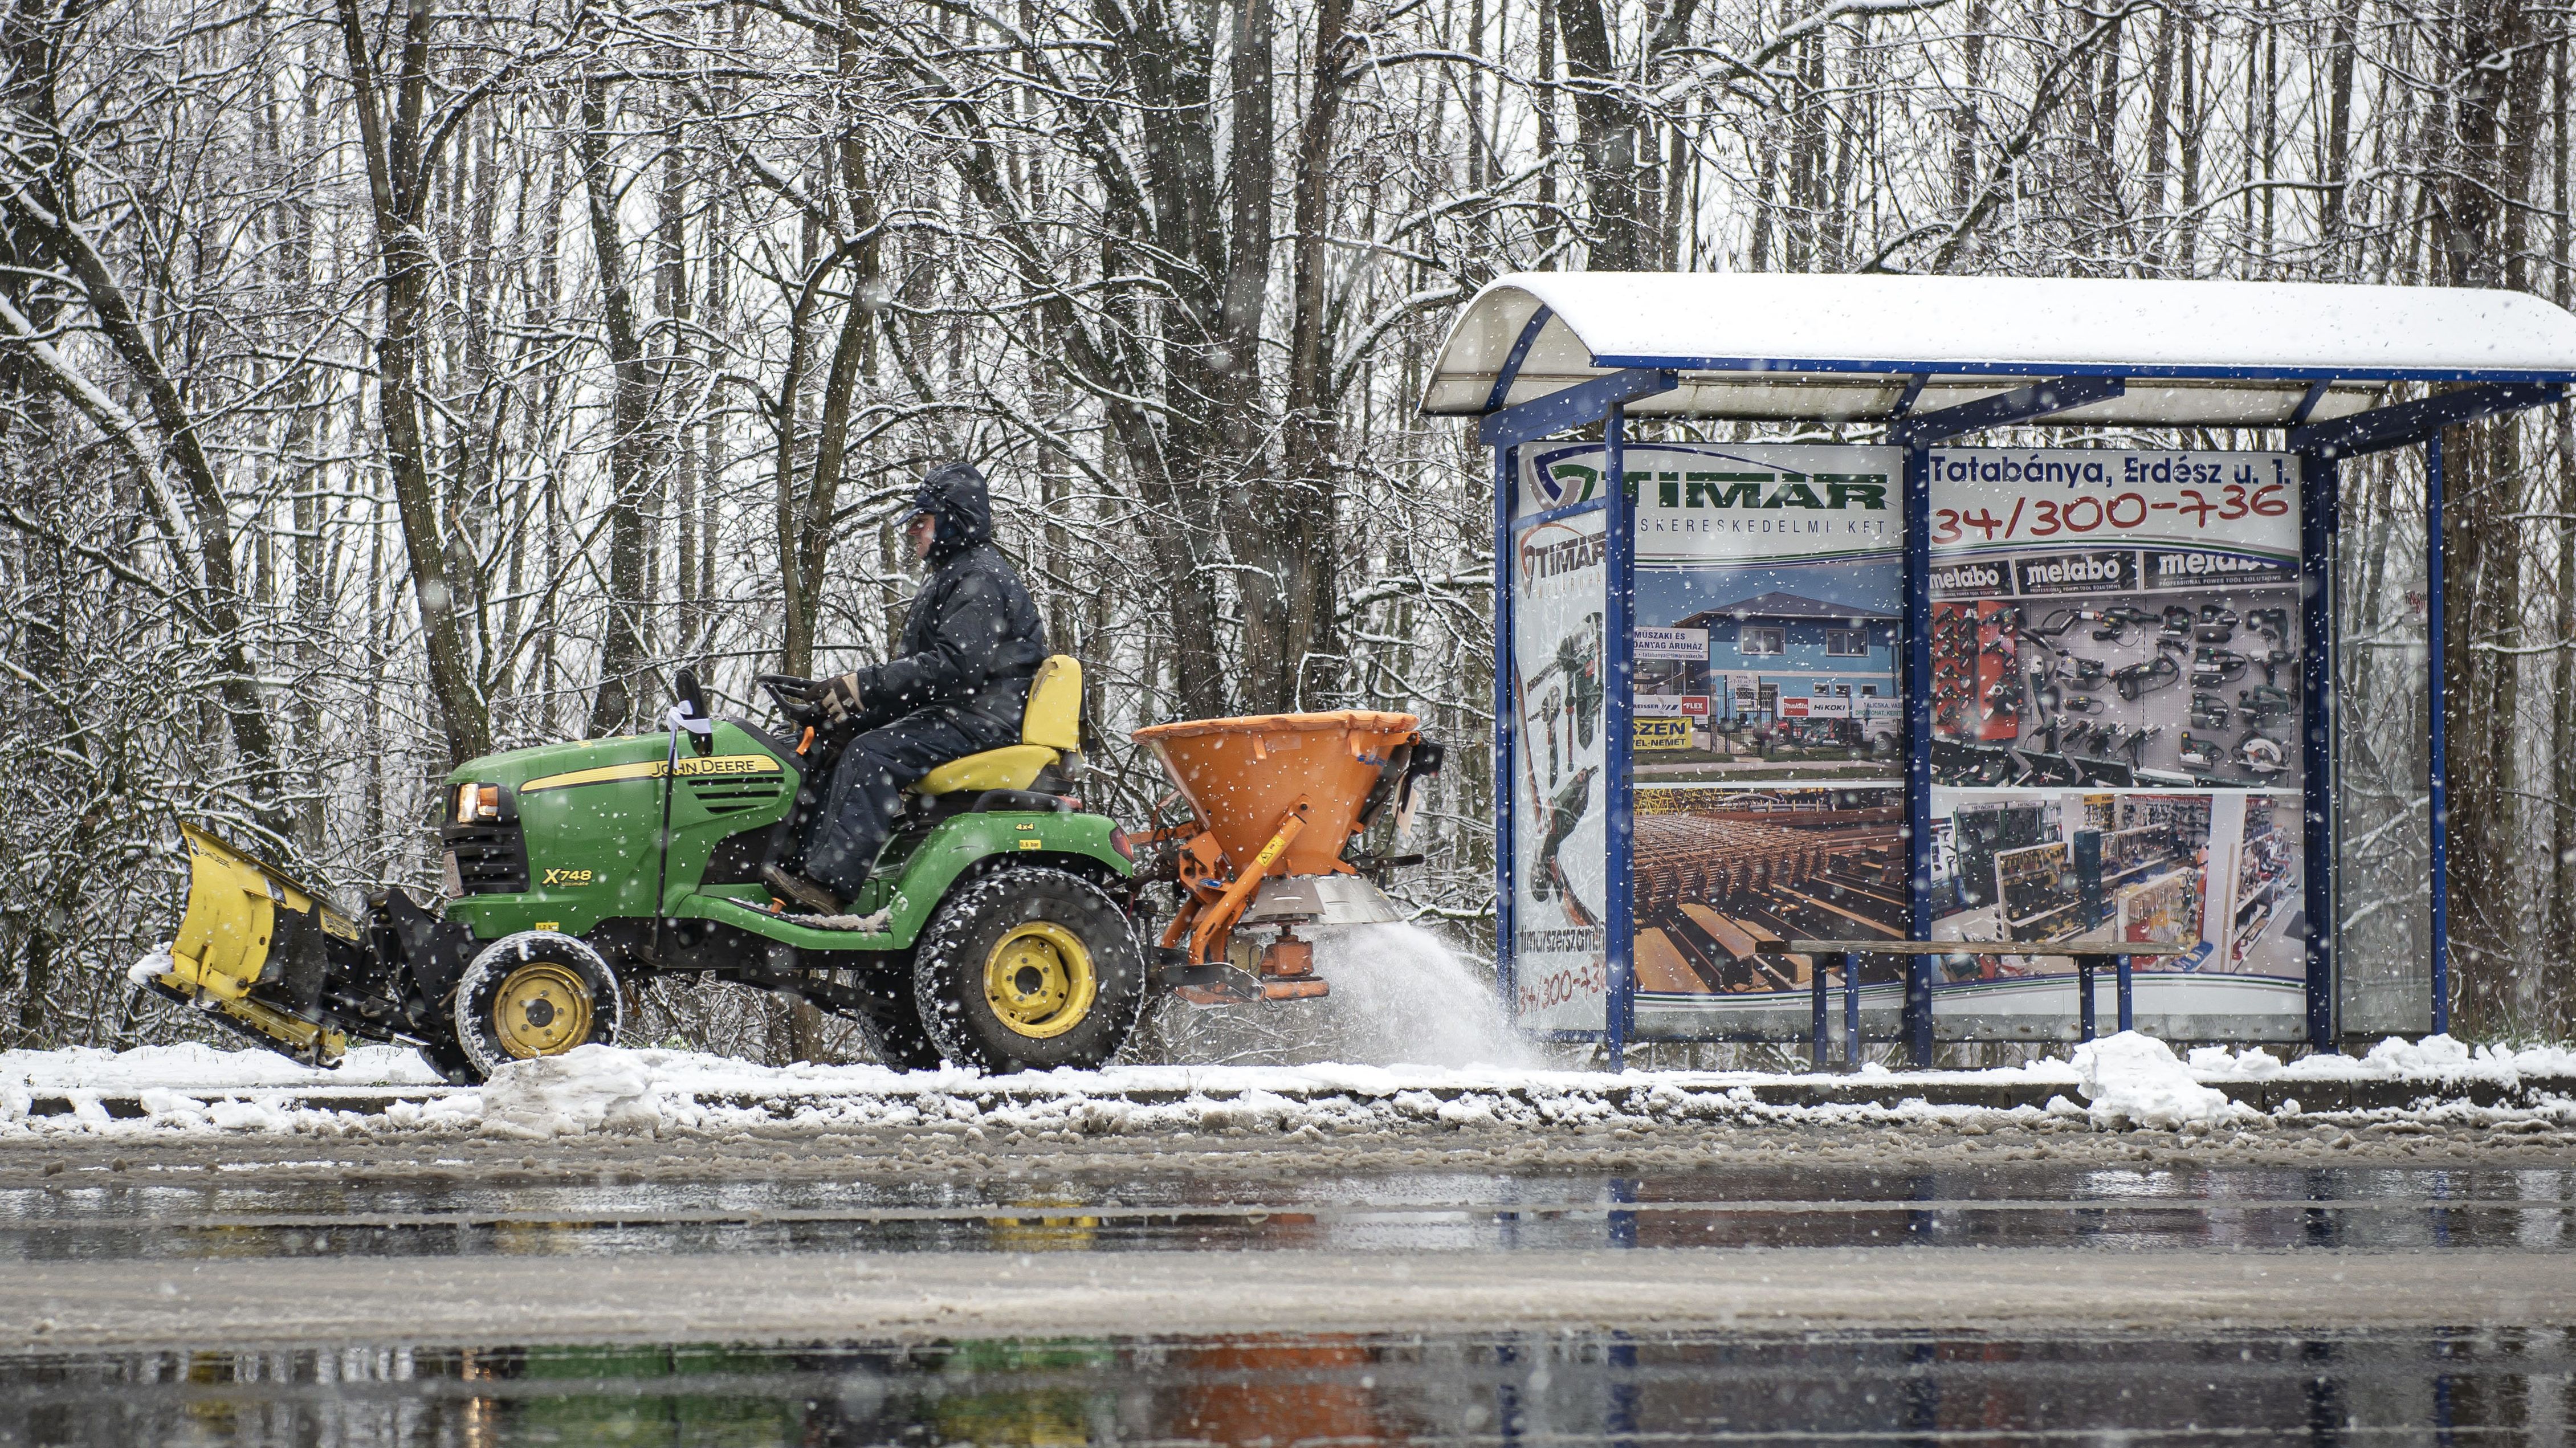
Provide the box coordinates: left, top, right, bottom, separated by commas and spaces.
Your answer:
451, 931, 623, 1082
912, 867, 1144, 1072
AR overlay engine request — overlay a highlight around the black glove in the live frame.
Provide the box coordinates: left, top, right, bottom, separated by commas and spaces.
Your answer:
819, 672, 863, 724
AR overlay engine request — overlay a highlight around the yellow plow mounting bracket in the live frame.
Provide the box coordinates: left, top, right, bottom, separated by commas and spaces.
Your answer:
157, 823, 355, 1066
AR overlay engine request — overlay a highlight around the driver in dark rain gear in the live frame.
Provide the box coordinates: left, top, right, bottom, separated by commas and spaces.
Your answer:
764, 462, 1049, 915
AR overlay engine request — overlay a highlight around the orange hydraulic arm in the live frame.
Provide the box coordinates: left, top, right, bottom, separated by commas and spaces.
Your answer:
1188, 797, 1307, 967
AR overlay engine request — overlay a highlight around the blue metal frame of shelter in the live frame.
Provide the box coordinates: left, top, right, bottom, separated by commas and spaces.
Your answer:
1483, 328, 2569, 1062
1605, 406, 1636, 1069
2429, 436, 2448, 1035
1887, 379, 2126, 1063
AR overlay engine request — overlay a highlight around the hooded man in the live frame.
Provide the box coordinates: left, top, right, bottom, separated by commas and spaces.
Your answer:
765, 461, 1049, 914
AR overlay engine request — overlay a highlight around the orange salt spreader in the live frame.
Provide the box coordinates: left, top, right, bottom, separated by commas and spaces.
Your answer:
1131, 711, 1444, 1004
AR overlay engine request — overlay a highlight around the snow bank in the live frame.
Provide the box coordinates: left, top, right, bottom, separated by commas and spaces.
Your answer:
2074, 1033, 2243, 1131
478, 1046, 661, 1138
5, 1031, 2574, 1142
0, 1041, 441, 1092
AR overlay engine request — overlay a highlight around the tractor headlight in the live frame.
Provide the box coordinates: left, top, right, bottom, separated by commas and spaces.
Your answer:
453, 782, 505, 824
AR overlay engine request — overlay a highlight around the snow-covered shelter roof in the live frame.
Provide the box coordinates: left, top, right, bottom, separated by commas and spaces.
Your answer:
1425, 273, 2576, 427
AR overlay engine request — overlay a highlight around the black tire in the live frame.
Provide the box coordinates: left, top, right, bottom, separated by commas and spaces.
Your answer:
414, 1033, 482, 1086
912, 867, 1145, 1072
850, 960, 943, 1070
451, 931, 622, 1082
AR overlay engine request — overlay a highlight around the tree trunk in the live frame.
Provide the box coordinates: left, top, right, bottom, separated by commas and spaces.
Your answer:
335, 0, 492, 768
2548, 37, 2576, 1033
659, 122, 698, 669
2143, 6, 2173, 266
2435, 0, 2545, 1033
2318, 0, 2361, 268
1556, 0, 1638, 268
1950, 0, 1987, 227
1535, 0, 1560, 255
579, 77, 661, 739
1272, 0, 1348, 708
1225, 0, 1307, 711
2176, 15, 2202, 268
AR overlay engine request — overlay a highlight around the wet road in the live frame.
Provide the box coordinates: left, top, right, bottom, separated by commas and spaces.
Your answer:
4, 1159, 2574, 1258
6, 1135, 2574, 1444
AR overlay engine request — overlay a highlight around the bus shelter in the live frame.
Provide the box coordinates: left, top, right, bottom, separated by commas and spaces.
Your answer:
1426, 272, 2576, 1065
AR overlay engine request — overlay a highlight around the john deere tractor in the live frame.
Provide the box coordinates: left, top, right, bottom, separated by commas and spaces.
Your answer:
144, 658, 1149, 1081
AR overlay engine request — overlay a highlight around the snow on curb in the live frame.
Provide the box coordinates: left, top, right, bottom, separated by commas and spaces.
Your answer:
0, 1041, 443, 1093
478, 1046, 661, 1139
2072, 1033, 2245, 1131
5, 1034, 2574, 1142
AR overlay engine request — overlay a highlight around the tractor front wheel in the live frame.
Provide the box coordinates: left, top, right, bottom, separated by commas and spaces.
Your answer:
851, 960, 943, 1070
451, 932, 623, 1082
912, 867, 1144, 1072
413, 1033, 481, 1086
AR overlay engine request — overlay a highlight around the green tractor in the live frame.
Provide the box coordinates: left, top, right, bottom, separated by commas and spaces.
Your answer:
145, 656, 1149, 1081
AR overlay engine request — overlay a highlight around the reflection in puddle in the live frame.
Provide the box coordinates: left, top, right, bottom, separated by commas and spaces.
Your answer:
5, 1164, 2571, 1262
2, 1327, 2564, 1445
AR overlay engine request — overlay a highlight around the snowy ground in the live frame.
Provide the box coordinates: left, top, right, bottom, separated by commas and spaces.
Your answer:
5, 1031, 2574, 1156
13, 929, 2568, 1156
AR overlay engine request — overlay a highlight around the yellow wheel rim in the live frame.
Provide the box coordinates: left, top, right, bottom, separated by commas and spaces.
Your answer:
982, 922, 1097, 1039
492, 961, 594, 1059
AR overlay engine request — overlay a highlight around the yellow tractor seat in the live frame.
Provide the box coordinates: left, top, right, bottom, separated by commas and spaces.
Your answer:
913, 655, 1083, 797
915, 745, 1058, 796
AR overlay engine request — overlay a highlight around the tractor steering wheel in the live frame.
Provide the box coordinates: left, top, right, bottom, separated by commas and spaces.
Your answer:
757, 674, 825, 728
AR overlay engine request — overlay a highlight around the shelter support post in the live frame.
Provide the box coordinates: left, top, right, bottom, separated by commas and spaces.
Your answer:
1493, 442, 1517, 1026
1902, 443, 1934, 1066
2428, 433, 2449, 1036
1890, 377, 2126, 1066
1810, 957, 1831, 1071
1844, 954, 1861, 1068
1605, 404, 1636, 1070
2298, 452, 2340, 1049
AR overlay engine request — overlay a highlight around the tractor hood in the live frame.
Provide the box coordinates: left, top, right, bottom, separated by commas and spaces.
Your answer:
439, 724, 799, 811
438, 721, 802, 937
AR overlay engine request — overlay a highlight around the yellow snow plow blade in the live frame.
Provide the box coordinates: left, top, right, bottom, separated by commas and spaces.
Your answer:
153, 823, 356, 1066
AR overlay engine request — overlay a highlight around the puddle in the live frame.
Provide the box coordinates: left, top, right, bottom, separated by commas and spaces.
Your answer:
1, 1327, 2562, 1445
2, 1163, 2568, 1261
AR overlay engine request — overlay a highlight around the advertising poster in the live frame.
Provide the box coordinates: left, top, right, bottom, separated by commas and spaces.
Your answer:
1629, 785, 1907, 1008
1522, 442, 1905, 784
1522, 443, 1907, 1026
1926, 451, 2305, 1031
1510, 508, 1609, 1030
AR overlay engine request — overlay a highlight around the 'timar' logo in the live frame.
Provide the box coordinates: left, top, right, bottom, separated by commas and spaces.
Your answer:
1541, 464, 1888, 512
